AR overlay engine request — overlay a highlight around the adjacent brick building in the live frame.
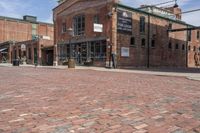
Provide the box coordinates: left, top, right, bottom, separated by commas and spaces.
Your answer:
12, 39, 54, 65
0, 15, 54, 65
53, 0, 200, 68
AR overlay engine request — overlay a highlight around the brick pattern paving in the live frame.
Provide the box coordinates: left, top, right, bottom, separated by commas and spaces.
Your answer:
0, 67, 200, 133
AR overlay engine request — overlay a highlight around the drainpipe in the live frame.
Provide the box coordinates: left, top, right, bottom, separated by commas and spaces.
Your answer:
147, 14, 150, 68
186, 25, 189, 68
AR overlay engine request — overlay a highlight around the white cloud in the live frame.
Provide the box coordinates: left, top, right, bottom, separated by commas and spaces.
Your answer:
120, 0, 191, 7
0, 0, 31, 18
43, 15, 53, 23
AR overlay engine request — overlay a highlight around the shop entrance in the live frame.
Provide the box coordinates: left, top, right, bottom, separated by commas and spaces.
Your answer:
59, 40, 106, 66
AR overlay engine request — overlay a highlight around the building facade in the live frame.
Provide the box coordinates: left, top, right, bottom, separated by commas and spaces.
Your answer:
0, 15, 54, 65
53, 0, 200, 68
12, 39, 54, 65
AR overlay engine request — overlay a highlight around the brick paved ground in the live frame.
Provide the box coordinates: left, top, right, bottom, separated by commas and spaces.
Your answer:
0, 67, 200, 133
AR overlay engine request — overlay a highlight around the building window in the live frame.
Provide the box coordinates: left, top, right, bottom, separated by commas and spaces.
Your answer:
141, 38, 146, 47
168, 23, 172, 30
140, 16, 145, 33
188, 45, 191, 51
94, 15, 100, 24
32, 24, 37, 35
188, 30, 191, 41
182, 44, 185, 51
28, 48, 31, 59
151, 34, 156, 48
197, 31, 200, 39
130, 37, 135, 46
151, 39, 155, 48
62, 23, 67, 33
168, 42, 172, 49
19, 48, 21, 58
62, 22, 67, 33
175, 43, 179, 49
73, 15, 85, 36
90, 41, 106, 60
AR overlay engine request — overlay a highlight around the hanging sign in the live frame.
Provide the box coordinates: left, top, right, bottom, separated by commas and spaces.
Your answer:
94, 23, 103, 32
21, 44, 26, 51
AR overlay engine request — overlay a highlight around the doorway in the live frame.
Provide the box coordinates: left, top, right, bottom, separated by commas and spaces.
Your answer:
34, 48, 38, 64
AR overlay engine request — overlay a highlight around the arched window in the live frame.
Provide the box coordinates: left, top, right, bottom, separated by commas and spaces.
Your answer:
140, 16, 145, 33
151, 39, 155, 48
182, 44, 185, 51
175, 43, 179, 50
141, 38, 146, 47
168, 42, 172, 49
130, 37, 135, 46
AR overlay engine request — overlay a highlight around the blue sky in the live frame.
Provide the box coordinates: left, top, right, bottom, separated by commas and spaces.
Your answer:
0, 0, 199, 26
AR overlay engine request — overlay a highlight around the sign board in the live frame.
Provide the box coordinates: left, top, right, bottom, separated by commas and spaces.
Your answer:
21, 44, 26, 51
42, 36, 51, 40
94, 23, 103, 32
121, 47, 130, 57
117, 10, 132, 34
140, 7, 176, 19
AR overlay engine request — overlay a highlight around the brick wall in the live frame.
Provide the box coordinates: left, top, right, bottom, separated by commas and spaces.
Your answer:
0, 18, 54, 43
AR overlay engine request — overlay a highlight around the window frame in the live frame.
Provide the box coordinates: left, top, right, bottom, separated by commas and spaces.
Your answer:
168, 42, 172, 49
130, 36, 135, 47
62, 22, 67, 33
182, 44, 185, 51
188, 30, 192, 41
197, 31, 200, 40
73, 15, 85, 36
93, 15, 100, 24
140, 16, 146, 33
141, 38, 146, 48
175, 43, 179, 50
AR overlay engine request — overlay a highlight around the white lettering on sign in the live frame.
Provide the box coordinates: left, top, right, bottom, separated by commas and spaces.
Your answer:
94, 23, 103, 32
42, 36, 51, 40
121, 47, 130, 57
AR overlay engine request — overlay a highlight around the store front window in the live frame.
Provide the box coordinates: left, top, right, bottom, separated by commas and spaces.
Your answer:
58, 40, 106, 65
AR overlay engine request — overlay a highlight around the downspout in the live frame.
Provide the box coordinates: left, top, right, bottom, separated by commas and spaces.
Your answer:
147, 14, 150, 68
186, 25, 188, 68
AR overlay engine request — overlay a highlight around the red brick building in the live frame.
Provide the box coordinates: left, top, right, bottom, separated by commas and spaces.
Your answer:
0, 15, 54, 65
12, 39, 54, 65
53, 0, 200, 68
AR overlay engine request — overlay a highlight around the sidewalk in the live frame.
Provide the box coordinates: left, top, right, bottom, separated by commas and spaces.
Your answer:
77, 66, 200, 81
1, 63, 200, 81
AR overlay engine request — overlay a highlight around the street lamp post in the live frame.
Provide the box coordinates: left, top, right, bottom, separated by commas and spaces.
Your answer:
106, 38, 112, 68
67, 27, 75, 68
67, 28, 73, 59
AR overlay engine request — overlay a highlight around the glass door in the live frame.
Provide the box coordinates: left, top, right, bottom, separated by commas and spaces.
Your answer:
34, 48, 38, 64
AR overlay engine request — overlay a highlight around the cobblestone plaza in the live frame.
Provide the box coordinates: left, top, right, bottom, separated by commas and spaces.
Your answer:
0, 67, 200, 133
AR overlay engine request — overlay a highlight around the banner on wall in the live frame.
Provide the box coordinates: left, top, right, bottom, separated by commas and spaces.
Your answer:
117, 10, 132, 34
